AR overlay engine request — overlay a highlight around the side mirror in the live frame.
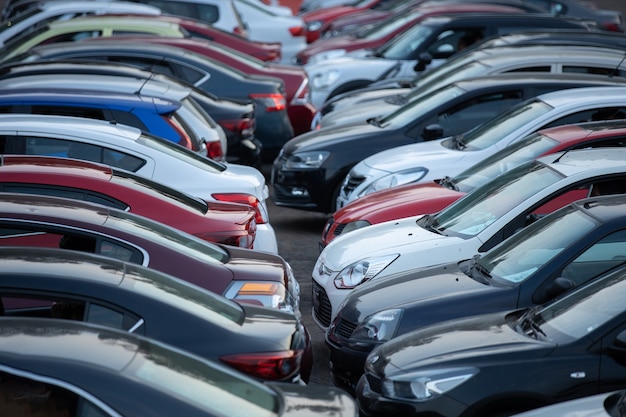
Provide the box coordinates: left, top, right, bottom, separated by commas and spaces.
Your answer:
422, 124, 444, 141
414, 52, 432, 72
546, 277, 575, 300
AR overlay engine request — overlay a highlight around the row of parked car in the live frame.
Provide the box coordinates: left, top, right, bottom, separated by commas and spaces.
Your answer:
1, 0, 626, 415
267, 0, 626, 416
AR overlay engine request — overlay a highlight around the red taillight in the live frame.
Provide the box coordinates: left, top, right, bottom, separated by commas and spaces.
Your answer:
249, 93, 287, 112
162, 115, 195, 151
602, 22, 623, 32
220, 350, 303, 381
206, 140, 224, 161
289, 25, 306, 37
218, 118, 255, 140
212, 193, 267, 224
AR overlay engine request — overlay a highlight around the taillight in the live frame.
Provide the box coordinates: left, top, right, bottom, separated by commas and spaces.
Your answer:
289, 25, 306, 37
162, 115, 195, 151
220, 350, 303, 381
249, 93, 287, 112
195, 230, 254, 249
218, 118, 255, 140
206, 140, 225, 161
212, 193, 268, 224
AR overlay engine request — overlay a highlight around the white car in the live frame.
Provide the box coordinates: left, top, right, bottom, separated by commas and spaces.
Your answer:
0, 72, 227, 160
336, 85, 626, 208
304, 13, 593, 109
312, 147, 626, 329
0, 0, 161, 48
234, 0, 307, 64
318, 44, 626, 129
0, 114, 278, 254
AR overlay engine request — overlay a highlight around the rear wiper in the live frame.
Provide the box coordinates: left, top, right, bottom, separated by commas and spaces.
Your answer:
438, 176, 458, 191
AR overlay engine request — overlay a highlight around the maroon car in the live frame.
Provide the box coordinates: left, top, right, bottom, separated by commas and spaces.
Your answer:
320, 120, 626, 248
295, 2, 525, 65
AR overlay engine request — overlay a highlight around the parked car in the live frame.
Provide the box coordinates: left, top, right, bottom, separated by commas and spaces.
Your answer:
0, 113, 278, 253
335, 85, 626, 210
356, 242, 626, 416
0, 155, 258, 249
318, 43, 626, 123
0, 192, 299, 329
304, 13, 593, 108
0, 0, 162, 46
273, 81, 626, 214
328, 191, 626, 392
295, 2, 525, 65
312, 148, 626, 329
0, 59, 260, 166
0, 87, 224, 159
321, 119, 626, 247
0, 246, 311, 383
0, 316, 353, 416
509, 390, 626, 417
83, 35, 316, 136
13, 40, 294, 161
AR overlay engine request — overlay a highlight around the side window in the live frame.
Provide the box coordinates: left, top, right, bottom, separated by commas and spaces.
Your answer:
505, 66, 552, 73
142, 0, 195, 18
197, 4, 220, 23
427, 28, 484, 58
562, 66, 620, 76
543, 108, 626, 128
0, 184, 130, 211
41, 30, 102, 45
107, 55, 177, 78
436, 91, 524, 136
86, 303, 144, 333
30, 105, 107, 121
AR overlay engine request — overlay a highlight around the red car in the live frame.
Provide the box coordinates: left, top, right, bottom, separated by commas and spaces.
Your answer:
320, 120, 626, 247
133, 13, 284, 62
0, 155, 258, 249
301, 0, 396, 43
88, 35, 317, 136
296, 3, 524, 64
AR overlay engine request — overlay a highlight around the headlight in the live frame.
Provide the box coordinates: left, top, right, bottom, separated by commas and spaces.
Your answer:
339, 220, 371, 236
307, 20, 324, 32
359, 168, 429, 198
351, 309, 402, 342
311, 69, 341, 89
382, 367, 479, 401
333, 254, 399, 289
283, 151, 330, 169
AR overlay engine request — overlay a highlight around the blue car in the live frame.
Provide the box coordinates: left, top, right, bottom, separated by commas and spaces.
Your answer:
0, 87, 217, 156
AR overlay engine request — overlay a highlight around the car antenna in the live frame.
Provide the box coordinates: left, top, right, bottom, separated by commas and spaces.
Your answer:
608, 52, 626, 77
551, 149, 570, 163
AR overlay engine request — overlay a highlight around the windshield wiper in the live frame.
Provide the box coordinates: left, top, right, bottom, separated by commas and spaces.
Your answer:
517, 309, 546, 340
468, 254, 491, 283
454, 135, 467, 150
367, 116, 382, 127
438, 176, 458, 191
420, 214, 442, 235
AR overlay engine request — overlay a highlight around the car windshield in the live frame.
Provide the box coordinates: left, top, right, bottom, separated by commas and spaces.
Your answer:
457, 98, 554, 150
451, 132, 559, 193
379, 83, 466, 128
105, 209, 230, 264
379, 24, 433, 60
128, 336, 278, 417
358, 10, 425, 40
524, 264, 626, 342
479, 205, 597, 283
428, 161, 564, 237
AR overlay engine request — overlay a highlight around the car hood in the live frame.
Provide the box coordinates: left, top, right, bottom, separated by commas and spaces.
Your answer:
269, 383, 357, 416
334, 183, 464, 224
378, 312, 550, 374
302, 34, 359, 55
322, 96, 399, 127
304, 55, 397, 76
321, 214, 454, 270
360, 139, 458, 173
282, 121, 379, 154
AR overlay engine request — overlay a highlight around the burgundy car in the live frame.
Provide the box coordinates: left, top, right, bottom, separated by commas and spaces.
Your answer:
88, 35, 317, 136
0, 155, 258, 249
295, 3, 524, 65
320, 120, 626, 247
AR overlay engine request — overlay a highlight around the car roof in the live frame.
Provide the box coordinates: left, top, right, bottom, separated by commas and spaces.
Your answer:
536, 147, 626, 177
418, 12, 591, 26
0, 87, 181, 111
451, 72, 626, 90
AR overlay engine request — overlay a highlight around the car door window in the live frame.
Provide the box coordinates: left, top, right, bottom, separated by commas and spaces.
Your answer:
562, 65, 626, 77
543, 107, 626, 128
0, 370, 112, 417
427, 28, 485, 59
0, 184, 130, 211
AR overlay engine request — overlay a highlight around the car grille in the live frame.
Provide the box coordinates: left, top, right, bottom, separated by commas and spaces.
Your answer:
366, 373, 383, 394
340, 173, 366, 199
334, 223, 346, 237
335, 317, 357, 339
312, 280, 332, 327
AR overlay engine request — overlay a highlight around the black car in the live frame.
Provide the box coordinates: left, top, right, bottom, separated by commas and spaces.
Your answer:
0, 246, 310, 383
327, 193, 626, 393
0, 59, 262, 166
0, 317, 357, 417
356, 250, 626, 417
271, 73, 626, 213
9, 40, 294, 161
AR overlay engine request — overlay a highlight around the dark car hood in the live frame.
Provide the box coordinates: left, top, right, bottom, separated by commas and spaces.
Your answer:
342, 263, 495, 322
269, 383, 357, 416
378, 312, 551, 375
283, 122, 379, 154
